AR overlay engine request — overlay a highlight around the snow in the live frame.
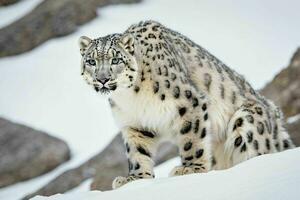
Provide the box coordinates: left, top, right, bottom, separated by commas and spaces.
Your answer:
0, 0, 43, 28
65, 179, 93, 194
0, 153, 96, 200
154, 157, 181, 178
287, 114, 300, 124
32, 147, 300, 200
0, 0, 300, 199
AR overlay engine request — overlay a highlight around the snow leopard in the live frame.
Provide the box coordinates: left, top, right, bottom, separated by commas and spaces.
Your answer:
78, 20, 294, 189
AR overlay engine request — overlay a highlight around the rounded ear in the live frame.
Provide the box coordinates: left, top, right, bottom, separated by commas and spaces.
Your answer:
119, 33, 135, 55
78, 36, 92, 56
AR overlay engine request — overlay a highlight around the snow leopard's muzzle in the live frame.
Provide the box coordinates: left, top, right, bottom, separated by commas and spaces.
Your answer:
93, 76, 117, 94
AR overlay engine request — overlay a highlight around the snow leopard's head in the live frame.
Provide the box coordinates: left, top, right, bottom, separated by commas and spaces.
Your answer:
78, 33, 138, 95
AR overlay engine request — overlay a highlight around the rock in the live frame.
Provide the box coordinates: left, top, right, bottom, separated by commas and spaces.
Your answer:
0, 117, 71, 188
261, 48, 300, 118
0, 0, 21, 6
0, 0, 141, 58
261, 48, 300, 146
23, 134, 125, 199
287, 117, 300, 146
23, 134, 177, 199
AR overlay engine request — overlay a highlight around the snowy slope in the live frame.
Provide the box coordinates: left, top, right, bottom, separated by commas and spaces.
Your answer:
32, 148, 300, 200
0, 0, 43, 28
0, 0, 300, 199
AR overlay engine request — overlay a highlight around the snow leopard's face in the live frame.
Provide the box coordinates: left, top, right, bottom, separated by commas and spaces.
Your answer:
78, 34, 138, 95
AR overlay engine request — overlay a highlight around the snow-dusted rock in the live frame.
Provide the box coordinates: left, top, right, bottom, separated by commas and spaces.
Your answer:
0, 0, 21, 6
0, 0, 141, 57
261, 48, 300, 118
261, 48, 300, 145
0, 117, 70, 188
31, 147, 300, 200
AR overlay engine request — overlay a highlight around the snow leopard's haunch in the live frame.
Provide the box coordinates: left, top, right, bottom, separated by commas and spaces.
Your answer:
78, 20, 294, 189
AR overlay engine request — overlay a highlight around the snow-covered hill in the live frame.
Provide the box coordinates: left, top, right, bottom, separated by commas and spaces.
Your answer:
32, 148, 300, 200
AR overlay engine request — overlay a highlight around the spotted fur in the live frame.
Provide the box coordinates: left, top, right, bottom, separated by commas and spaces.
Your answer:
78, 20, 294, 189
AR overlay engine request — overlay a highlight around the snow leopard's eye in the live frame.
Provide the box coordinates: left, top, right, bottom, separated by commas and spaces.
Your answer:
87, 59, 96, 66
111, 57, 120, 65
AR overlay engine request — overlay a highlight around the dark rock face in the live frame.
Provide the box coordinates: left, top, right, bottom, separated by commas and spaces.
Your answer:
287, 118, 300, 146
0, 0, 141, 58
0, 0, 21, 6
0, 117, 70, 188
23, 134, 126, 199
261, 48, 300, 118
261, 48, 300, 146
23, 134, 177, 199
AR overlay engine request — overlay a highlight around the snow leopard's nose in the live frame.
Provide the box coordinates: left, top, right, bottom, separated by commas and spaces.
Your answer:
97, 77, 110, 85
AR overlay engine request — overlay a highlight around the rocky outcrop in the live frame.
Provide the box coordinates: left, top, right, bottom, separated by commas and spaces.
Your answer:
0, 0, 21, 6
287, 117, 300, 146
0, 0, 141, 57
23, 133, 177, 199
261, 48, 300, 118
0, 117, 70, 188
261, 48, 300, 146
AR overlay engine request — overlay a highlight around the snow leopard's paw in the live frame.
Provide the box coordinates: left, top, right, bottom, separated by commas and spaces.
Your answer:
112, 175, 138, 189
169, 165, 207, 176
169, 166, 192, 176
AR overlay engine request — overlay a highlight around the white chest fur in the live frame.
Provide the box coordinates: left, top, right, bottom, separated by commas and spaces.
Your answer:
110, 86, 177, 138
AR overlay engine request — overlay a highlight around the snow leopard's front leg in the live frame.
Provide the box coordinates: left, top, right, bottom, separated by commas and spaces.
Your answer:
170, 96, 212, 176
112, 127, 158, 189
